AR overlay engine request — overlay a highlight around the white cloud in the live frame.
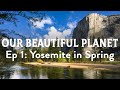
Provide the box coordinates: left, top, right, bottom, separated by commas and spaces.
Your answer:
67, 21, 77, 29
44, 26, 72, 39
30, 17, 53, 29
63, 29, 71, 37
44, 26, 64, 39
43, 21, 77, 39
58, 26, 65, 31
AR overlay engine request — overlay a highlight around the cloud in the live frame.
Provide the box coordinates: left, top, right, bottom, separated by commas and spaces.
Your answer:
58, 26, 65, 31
43, 21, 77, 39
63, 29, 71, 36
67, 21, 77, 29
44, 26, 64, 39
30, 16, 53, 29
44, 26, 72, 39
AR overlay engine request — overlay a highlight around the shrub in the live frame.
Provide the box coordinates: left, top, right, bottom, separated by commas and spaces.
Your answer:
37, 59, 44, 63
68, 50, 74, 62
82, 57, 89, 61
58, 58, 67, 63
57, 51, 67, 62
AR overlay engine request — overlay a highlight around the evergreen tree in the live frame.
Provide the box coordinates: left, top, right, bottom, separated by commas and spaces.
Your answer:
48, 37, 61, 61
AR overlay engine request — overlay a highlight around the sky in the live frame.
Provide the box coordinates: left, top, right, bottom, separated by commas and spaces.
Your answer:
0, 11, 120, 39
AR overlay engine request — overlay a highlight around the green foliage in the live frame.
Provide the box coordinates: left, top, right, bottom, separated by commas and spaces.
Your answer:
57, 51, 67, 62
48, 37, 61, 61
58, 58, 67, 63
101, 58, 109, 61
23, 48, 32, 62
68, 50, 74, 62
0, 11, 45, 64
0, 11, 44, 26
0, 40, 16, 66
100, 61, 120, 65
49, 40, 60, 54
81, 56, 90, 63
37, 59, 44, 63
41, 48, 49, 61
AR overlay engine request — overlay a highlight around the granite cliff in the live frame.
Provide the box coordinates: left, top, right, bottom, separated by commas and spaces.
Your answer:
73, 13, 120, 56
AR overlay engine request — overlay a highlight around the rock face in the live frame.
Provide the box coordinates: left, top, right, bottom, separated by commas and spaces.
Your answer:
73, 13, 120, 54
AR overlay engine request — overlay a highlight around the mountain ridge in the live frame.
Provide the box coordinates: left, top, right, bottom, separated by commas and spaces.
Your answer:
72, 13, 120, 57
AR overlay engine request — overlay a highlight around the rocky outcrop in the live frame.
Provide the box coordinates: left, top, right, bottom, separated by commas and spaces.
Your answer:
73, 13, 120, 54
